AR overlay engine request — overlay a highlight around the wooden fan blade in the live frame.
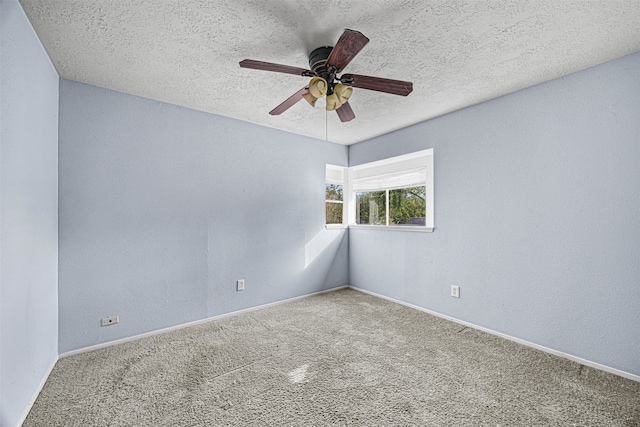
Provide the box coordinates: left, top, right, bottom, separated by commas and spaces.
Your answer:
336, 101, 355, 122
240, 59, 314, 77
326, 29, 369, 73
342, 74, 413, 96
269, 87, 309, 115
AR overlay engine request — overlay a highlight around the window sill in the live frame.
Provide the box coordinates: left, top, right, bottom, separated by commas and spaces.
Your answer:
325, 224, 348, 230
349, 224, 434, 232
325, 224, 434, 232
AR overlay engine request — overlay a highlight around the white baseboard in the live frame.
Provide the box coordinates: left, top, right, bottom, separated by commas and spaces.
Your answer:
349, 286, 640, 383
59, 285, 348, 359
16, 355, 59, 427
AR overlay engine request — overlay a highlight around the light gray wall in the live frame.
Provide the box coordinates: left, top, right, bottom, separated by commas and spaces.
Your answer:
58, 79, 348, 353
348, 52, 640, 376
0, 1, 59, 425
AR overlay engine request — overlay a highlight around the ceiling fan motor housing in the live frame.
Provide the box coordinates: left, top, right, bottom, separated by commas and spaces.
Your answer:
308, 46, 333, 73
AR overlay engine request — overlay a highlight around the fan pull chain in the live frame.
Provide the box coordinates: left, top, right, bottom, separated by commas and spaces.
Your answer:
325, 109, 328, 142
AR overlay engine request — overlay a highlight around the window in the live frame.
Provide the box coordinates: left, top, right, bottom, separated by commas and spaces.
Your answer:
349, 149, 433, 231
356, 186, 427, 226
389, 187, 427, 226
356, 190, 385, 225
325, 149, 433, 231
326, 183, 343, 224
325, 165, 346, 225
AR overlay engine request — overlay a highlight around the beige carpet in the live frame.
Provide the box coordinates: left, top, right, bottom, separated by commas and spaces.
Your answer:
24, 288, 640, 426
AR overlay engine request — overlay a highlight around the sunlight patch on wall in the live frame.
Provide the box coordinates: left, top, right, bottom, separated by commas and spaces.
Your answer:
304, 228, 345, 268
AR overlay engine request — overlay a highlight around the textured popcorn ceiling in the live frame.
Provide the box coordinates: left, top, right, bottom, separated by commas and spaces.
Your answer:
20, 0, 640, 145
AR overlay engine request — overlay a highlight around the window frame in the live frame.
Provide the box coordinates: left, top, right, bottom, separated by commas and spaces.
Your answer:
325, 164, 347, 228
356, 185, 428, 227
325, 149, 434, 232
325, 183, 345, 225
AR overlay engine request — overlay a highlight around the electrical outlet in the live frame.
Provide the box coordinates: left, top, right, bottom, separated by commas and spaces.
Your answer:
237, 279, 245, 291
101, 316, 119, 327
451, 285, 460, 298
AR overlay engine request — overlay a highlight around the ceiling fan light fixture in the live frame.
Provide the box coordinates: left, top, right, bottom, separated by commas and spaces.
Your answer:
325, 92, 341, 111
302, 91, 319, 107
308, 77, 328, 98
334, 84, 353, 104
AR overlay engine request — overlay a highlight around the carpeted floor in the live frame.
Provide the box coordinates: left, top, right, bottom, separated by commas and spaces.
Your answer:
24, 288, 640, 426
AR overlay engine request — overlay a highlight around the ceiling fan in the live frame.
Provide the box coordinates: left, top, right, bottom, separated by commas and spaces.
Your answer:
239, 29, 413, 122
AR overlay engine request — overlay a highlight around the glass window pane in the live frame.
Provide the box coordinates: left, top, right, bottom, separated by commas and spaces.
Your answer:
389, 186, 426, 226
325, 202, 343, 224
325, 183, 343, 201
356, 191, 386, 225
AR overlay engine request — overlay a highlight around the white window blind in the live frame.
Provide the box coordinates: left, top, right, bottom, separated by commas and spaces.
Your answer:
325, 165, 345, 184
352, 167, 426, 191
